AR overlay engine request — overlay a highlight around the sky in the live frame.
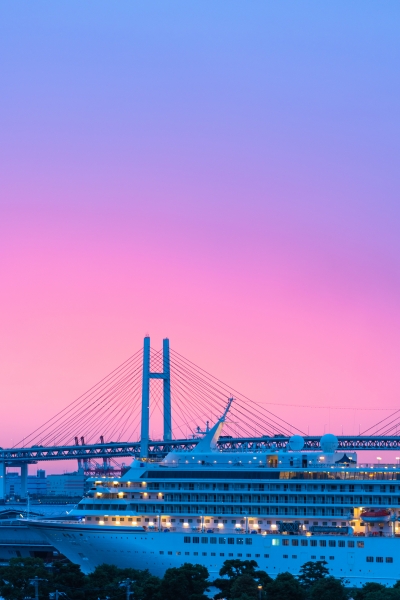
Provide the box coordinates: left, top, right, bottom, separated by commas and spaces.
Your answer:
1, 2, 400, 472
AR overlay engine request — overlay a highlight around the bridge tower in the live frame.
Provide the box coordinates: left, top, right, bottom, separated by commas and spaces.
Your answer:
141, 336, 172, 458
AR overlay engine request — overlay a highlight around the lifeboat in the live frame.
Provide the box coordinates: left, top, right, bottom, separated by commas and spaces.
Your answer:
360, 509, 391, 523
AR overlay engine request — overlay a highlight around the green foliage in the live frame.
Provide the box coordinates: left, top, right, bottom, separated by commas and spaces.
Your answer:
362, 591, 400, 600
265, 572, 306, 600
354, 582, 388, 600
309, 576, 347, 600
298, 560, 329, 588
213, 559, 271, 600
159, 563, 210, 600
0, 557, 52, 600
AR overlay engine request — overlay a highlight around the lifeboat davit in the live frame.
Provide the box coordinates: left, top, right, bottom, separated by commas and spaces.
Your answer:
360, 509, 391, 523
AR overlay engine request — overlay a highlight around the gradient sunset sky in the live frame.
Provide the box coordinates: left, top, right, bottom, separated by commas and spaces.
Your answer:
1, 2, 400, 465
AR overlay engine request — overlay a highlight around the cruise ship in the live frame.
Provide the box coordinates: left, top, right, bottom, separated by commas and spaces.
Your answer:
28, 401, 400, 586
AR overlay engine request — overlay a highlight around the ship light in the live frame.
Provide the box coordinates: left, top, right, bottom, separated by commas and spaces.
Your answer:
218, 523, 223, 528
271, 524, 277, 529
184, 522, 189, 527
99, 520, 104, 525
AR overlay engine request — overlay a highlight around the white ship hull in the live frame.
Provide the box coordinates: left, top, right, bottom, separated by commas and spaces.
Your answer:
30, 521, 400, 586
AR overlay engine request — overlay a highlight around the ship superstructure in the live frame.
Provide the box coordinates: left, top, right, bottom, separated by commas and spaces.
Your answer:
28, 402, 400, 586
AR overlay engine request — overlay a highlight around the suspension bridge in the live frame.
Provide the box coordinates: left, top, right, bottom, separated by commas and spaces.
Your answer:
1, 336, 400, 499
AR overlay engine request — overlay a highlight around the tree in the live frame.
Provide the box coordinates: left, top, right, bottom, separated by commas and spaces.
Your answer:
309, 576, 347, 600
52, 561, 86, 600
354, 582, 388, 600
159, 563, 210, 600
213, 559, 271, 600
362, 591, 400, 600
298, 560, 329, 588
229, 573, 259, 600
266, 572, 306, 600
84, 563, 162, 600
0, 557, 51, 600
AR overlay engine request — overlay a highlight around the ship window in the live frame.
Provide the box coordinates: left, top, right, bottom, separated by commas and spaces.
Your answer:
311, 555, 316, 559
329, 541, 336, 547
329, 556, 334, 560
112, 518, 116, 522
202, 552, 207, 556
264, 554, 269, 558
310, 540, 317, 547
185, 552, 189, 556
104, 518, 108, 522
168, 551, 172, 555
319, 540, 326, 547
237, 553, 242, 557
87, 517, 91, 521
193, 552, 198, 556
283, 555, 288, 559
193, 537, 199, 543
210, 538, 217, 544
366, 557, 373, 562
128, 518, 132, 522
120, 518, 124, 522
291, 539, 298, 546
205, 519, 210, 523
229, 553, 234, 557
272, 539, 280, 546
201, 537, 208, 544
301, 540, 308, 547
320, 556, 325, 560
159, 551, 164, 554
184, 537, 190, 543
211, 552, 216, 557
237, 538, 244, 545
176, 552, 181, 555
338, 541, 345, 547
386, 557, 393, 563
255, 554, 260, 557
219, 538, 226, 545
348, 541, 355, 548
245, 538, 252, 545
228, 538, 234, 545
137, 518, 141, 522
376, 557, 383, 563
220, 553, 225, 557
283, 540, 289, 547
357, 541, 364, 548
246, 554, 252, 557
95, 517, 100, 521
292, 555, 297, 559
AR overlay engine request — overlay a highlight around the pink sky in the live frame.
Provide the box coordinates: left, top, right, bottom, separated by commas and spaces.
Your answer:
1, 2, 400, 472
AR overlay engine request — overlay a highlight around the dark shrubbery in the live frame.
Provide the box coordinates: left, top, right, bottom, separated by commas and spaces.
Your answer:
1, 557, 400, 600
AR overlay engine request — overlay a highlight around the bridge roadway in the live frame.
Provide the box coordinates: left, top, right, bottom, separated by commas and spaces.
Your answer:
2, 435, 400, 464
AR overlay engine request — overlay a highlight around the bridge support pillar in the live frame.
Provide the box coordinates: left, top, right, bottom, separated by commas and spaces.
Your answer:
163, 338, 172, 441
0, 462, 5, 500
20, 463, 28, 498
141, 336, 172, 457
141, 336, 150, 458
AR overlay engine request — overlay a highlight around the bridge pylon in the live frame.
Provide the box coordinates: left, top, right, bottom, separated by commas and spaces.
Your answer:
140, 336, 172, 458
